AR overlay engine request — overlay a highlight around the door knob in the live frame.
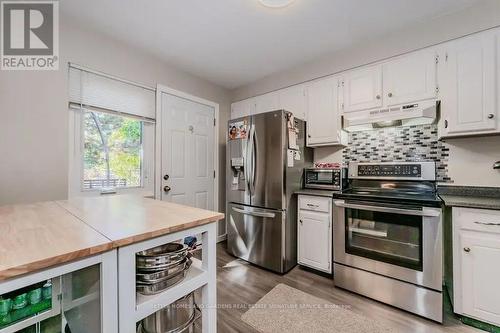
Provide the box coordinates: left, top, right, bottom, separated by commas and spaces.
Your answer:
163, 186, 171, 193
163, 174, 169, 181
376, 95, 381, 100
463, 247, 471, 253
488, 114, 495, 119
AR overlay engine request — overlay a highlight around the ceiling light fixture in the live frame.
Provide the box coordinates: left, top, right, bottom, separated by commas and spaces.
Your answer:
258, 0, 295, 8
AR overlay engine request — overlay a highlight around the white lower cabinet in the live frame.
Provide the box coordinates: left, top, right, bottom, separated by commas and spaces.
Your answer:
453, 207, 500, 326
297, 195, 332, 273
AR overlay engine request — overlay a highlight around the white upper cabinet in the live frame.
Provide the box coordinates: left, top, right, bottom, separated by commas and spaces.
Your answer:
279, 84, 307, 120
439, 30, 498, 136
342, 65, 383, 113
306, 76, 344, 147
255, 91, 280, 115
231, 98, 255, 119
382, 49, 438, 106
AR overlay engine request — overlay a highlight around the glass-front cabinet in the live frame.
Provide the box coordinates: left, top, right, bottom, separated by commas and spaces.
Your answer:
0, 260, 111, 333
345, 207, 423, 271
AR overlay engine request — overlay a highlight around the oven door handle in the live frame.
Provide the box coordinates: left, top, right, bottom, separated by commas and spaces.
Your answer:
333, 201, 441, 217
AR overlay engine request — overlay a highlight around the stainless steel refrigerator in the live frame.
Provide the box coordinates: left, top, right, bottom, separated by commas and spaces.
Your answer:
226, 110, 313, 273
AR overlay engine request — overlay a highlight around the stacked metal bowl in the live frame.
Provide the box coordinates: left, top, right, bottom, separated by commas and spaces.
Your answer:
138, 292, 200, 333
136, 243, 192, 295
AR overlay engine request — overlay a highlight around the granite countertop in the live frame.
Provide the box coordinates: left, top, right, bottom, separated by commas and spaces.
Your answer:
438, 186, 500, 210
294, 189, 337, 198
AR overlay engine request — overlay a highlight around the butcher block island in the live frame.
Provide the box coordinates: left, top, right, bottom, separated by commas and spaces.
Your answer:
0, 195, 223, 333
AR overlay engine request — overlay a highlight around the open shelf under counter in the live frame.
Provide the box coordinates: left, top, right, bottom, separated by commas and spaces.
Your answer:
135, 258, 207, 322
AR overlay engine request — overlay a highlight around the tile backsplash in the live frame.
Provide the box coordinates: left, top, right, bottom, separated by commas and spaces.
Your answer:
342, 124, 452, 182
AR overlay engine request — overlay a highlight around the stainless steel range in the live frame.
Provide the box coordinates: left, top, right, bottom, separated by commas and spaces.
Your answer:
333, 161, 443, 322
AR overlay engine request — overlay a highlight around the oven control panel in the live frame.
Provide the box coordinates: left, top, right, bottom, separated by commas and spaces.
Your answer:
357, 164, 422, 177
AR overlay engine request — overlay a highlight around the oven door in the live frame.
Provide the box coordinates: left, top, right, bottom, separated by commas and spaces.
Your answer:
333, 200, 442, 291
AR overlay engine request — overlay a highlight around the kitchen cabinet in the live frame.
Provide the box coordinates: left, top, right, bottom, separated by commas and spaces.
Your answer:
279, 84, 307, 120
438, 30, 498, 137
382, 49, 438, 107
255, 92, 280, 115
306, 76, 345, 147
452, 207, 500, 326
297, 195, 332, 273
342, 65, 383, 113
0, 252, 117, 333
231, 98, 255, 119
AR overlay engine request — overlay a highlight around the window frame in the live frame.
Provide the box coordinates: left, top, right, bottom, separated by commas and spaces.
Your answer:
69, 107, 155, 198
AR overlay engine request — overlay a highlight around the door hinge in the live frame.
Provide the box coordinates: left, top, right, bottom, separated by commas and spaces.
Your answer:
445, 52, 448, 62
341, 102, 344, 110
213, 118, 216, 126
435, 55, 439, 64
328, 261, 331, 269
214, 170, 216, 178
435, 86, 440, 94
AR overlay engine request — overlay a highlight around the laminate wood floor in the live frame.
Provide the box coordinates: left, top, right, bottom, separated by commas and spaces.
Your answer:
213, 242, 482, 333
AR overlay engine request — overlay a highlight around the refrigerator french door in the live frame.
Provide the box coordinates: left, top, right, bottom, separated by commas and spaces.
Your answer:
226, 110, 313, 273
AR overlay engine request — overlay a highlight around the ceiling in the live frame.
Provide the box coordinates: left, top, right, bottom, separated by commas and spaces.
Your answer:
61, 0, 482, 89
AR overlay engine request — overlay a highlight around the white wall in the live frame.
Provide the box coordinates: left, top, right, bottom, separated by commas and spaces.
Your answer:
230, 0, 500, 187
0, 18, 231, 209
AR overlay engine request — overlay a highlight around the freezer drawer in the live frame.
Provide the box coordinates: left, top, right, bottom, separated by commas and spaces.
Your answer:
227, 204, 285, 273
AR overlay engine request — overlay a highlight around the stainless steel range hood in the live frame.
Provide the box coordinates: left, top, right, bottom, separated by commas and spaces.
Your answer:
343, 100, 439, 132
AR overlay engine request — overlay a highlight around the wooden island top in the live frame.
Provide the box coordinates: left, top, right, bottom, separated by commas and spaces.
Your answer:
57, 195, 225, 247
0, 201, 112, 281
0, 196, 224, 281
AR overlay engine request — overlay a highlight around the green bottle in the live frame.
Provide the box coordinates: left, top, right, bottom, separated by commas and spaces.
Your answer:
42, 280, 52, 300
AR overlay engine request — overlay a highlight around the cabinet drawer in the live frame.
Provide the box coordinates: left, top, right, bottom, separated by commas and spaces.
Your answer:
298, 195, 331, 213
454, 207, 500, 234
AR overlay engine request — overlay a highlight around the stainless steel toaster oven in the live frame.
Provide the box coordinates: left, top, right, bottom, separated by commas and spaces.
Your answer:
304, 168, 347, 191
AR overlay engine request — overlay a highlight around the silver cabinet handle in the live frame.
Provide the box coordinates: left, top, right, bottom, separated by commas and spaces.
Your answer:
299, 219, 303, 224
376, 95, 381, 100
333, 201, 441, 217
488, 114, 495, 119
474, 221, 500, 226
464, 247, 471, 253
388, 92, 393, 97
232, 207, 276, 218
306, 203, 319, 208
444, 119, 448, 128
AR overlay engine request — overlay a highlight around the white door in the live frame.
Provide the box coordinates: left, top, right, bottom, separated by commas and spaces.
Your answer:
298, 210, 331, 273
343, 65, 383, 113
160, 93, 215, 210
382, 49, 438, 106
255, 92, 280, 115
440, 32, 497, 135
279, 84, 307, 120
231, 98, 255, 119
306, 76, 342, 146
461, 232, 500, 326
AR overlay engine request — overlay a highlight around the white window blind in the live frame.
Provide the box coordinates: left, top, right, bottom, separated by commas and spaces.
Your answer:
68, 64, 156, 121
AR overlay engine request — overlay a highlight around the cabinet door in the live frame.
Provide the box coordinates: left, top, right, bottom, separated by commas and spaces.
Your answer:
231, 98, 255, 119
255, 92, 280, 115
343, 65, 383, 113
298, 209, 331, 273
382, 49, 437, 106
460, 232, 500, 326
279, 84, 307, 120
306, 77, 342, 146
440, 32, 497, 135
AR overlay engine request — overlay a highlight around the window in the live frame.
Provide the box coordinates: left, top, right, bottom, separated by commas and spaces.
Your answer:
82, 111, 143, 190
68, 64, 155, 197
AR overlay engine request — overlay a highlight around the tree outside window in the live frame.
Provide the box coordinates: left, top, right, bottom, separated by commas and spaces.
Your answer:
83, 111, 142, 190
